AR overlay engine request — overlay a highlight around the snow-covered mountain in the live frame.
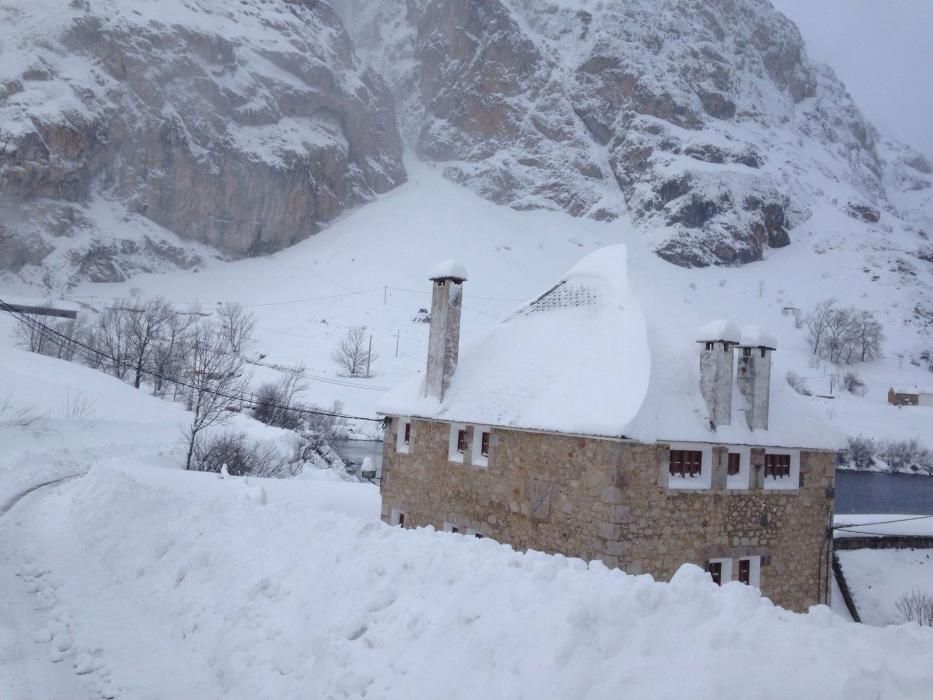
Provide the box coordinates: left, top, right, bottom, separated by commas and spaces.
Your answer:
0, 0, 405, 285
334, 0, 932, 267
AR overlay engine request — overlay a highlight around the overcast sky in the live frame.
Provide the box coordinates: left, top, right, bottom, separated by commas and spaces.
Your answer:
770, 0, 933, 159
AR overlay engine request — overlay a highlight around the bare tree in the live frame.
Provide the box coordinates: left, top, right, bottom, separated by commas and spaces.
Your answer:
330, 326, 377, 377
152, 307, 201, 399
895, 590, 933, 626
93, 302, 133, 380
851, 310, 884, 363
124, 296, 174, 389
806, 298, 836, 360
179, 324, 250, 470
216, 302, 255, 355
253, 365, 308, 429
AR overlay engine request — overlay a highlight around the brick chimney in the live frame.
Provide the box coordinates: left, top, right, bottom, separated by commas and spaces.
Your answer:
697, 320, 740, 428
737, 325, 777, 431
425, 260, 468, 401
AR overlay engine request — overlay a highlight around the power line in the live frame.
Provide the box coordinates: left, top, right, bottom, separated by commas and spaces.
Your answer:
0, 298, 385, 424
834, 514, 933, 530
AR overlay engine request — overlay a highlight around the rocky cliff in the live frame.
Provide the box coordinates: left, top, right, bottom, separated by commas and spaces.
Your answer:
335, 0, 932, 267
0, 0, 405, 285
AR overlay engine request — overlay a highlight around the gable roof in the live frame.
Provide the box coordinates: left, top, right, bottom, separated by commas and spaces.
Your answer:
378, 245, 843, 451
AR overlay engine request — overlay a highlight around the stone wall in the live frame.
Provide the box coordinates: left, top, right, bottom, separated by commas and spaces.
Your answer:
381, 418, 836, 613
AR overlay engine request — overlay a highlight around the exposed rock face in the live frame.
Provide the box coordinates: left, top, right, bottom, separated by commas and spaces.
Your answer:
0, 0, 405, 282
335, 0, 925, 267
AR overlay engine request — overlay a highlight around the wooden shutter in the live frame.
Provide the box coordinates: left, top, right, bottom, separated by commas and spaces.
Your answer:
398, 513, 405, 527
707, 561, 722, 585
738, 558, 751, 585
669, 450, 684, 477
481, 431, 490, 457
727, 452, 741, 476
764, 454, 791, 478
457, 429, 467, 453
403, 422, 411, 446
687, 451, 702, 477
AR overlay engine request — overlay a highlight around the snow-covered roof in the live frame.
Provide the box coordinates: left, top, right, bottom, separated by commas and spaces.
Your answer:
739, 324, 778, 349
429, 259, 468, 281
378, 245, 842, 451
890, 385, 933, 396
697, 319, 741, 344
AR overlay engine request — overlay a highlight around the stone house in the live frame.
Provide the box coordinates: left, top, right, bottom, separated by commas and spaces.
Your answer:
887, 386, 933, 407
377, 246, 841, 613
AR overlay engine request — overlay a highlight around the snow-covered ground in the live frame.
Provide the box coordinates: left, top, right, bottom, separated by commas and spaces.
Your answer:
837, 549, 933, 627
1, 330, 933, 698
3, 158, 931, 454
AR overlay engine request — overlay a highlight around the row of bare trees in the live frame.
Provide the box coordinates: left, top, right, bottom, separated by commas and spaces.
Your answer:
806, 299, 884, 366
15, 298, 256, 470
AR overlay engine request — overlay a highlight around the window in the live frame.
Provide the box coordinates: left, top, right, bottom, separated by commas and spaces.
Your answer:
448, 423, 467, 463
738, 558, 750, 584
471, 426, 491, 467
390, 508, 406, 527
737, 556, 761, 588
668, 444, 713, 490
705, 341, 714, 350
764, 453, 791, 479
725, 447, 751, 490
742, 347, 752, 358
727, 452, 741, 476
707, 558, 732, 585
395, 418, 412, 454
444, 522, 460, 534
669, 450, 703, 478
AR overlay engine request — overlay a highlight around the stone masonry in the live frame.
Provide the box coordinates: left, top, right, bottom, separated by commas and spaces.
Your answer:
380, 418, 835, 613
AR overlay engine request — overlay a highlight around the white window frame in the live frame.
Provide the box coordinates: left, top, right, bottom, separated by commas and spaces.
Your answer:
395, 417, 412, 454
448, 423, 467, 463
390, 508, 406, 527
707, 557, 733, 585
667, 443, 714, 490
471, 425, 491, 467
726, 446, 751, 490
762, 449, 800, 491
737, 555, 761, 589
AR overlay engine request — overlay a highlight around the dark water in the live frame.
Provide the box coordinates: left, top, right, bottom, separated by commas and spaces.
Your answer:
333, 439, 383, 478
834, 470, 933, 515
330, 443, 933, 514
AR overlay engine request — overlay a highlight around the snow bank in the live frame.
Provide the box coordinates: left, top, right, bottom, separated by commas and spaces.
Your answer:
53, 466, 933, 699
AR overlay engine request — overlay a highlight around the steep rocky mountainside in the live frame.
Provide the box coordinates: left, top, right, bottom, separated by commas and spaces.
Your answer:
334, 0, 933, 266
0, 0, 405, 285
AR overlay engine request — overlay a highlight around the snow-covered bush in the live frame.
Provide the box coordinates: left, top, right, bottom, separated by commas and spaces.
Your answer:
190, 430, 291, 477
877, 439, 933, 475
842, 371, 866, 395
838, 436, 876, 471
252, 369, 307, 430
785, 370, 811, 395
895, 590, 933, 626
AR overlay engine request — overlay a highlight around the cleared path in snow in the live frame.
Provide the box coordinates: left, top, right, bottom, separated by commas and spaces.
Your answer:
0, 479, 95, 700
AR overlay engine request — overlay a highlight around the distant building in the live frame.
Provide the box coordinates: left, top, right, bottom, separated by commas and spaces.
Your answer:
378, 246, 841, 613
887, 386, 933, 407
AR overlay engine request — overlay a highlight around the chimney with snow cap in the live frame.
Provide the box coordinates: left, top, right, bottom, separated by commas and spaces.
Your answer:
697, 320, 741, 428
425, 259, 468, 401
737, 325, 777, 431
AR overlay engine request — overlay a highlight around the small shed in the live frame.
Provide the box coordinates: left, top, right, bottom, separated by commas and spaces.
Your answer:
888, 386, 933, 407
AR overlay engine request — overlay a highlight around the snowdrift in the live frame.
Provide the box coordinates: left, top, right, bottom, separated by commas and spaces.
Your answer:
54, 465, 933, 700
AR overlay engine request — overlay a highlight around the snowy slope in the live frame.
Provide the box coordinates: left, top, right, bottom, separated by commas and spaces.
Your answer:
4, 160, 927, 452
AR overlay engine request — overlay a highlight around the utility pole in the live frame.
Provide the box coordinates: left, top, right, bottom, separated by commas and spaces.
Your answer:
366, 335, 373, 377
384, 286, 387, 305
395, 330, 400, 358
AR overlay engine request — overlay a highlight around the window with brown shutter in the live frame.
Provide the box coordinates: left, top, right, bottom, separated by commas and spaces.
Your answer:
707, 561, 723, 585
403, 422, 411, 446
738, 558, 751, 585
457, 429, 467, 454
727, 452, 741, 476
451, 526, 459, 534
764, 453, 791, 478
480, 431, 490, 458
398, 513, 405, 527
669, 450, 703, 478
